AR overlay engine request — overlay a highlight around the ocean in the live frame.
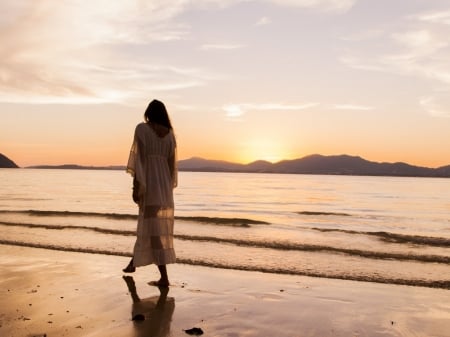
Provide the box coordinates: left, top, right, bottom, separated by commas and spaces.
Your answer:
0, 169, 449, 289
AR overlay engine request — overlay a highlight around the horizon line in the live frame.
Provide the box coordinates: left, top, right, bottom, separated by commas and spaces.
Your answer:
17, 153, 450, 170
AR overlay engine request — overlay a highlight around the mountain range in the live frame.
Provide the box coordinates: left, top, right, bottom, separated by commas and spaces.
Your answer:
2, 152, 449, 177
177, 155, 450, 177
27, 164, 125, 170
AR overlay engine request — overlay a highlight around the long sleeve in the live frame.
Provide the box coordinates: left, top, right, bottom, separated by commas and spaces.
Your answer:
126, 125, 146, 202
168, 134, 178, 188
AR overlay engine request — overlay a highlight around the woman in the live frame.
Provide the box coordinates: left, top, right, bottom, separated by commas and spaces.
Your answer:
123, 99, 178, 287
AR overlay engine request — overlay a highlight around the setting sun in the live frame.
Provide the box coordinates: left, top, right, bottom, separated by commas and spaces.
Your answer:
236, 138, 294, 164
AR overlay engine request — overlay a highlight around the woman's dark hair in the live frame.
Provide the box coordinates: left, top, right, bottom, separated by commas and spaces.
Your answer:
144, 99, 173, 129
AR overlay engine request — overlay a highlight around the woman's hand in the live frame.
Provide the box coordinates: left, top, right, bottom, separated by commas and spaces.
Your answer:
132, 177, 140, 204
132, 189, 140, 204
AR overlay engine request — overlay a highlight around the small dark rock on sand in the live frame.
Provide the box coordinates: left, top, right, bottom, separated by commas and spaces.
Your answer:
184, 327, 204, 335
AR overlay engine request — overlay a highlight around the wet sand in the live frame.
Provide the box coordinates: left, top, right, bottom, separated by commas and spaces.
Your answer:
0, 244, 449, 337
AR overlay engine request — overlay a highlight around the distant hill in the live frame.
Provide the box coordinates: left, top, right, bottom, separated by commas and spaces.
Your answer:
28, 164, 126, 170
176, 157, 244, 172
436, 165, 450, 176
20, 154, 450, 177
0, 153, 19, 168
178, 154, 450, 178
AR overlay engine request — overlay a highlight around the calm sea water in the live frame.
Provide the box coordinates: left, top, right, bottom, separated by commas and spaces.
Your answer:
0, 169, 449, 289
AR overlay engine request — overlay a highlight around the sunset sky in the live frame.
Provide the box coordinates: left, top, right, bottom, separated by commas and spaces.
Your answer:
1, 0, 450, 168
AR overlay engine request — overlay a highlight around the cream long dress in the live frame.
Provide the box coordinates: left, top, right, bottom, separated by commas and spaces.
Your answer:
126, 122, 177, 267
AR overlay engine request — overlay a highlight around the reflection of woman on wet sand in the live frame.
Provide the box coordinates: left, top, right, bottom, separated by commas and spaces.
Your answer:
123, 276, 175, 337
123, 99, 177, 287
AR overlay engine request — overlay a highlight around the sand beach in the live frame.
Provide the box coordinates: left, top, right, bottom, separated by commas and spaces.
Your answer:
1, 244, 449, 337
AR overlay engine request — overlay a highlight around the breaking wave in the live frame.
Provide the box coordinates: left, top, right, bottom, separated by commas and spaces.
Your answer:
1, 221, 448, 264
0, 240, 448, 290
297, 211, 352, 216
1, 207, 449, 291
0, 210, 268, 226
312, 227, 450, 248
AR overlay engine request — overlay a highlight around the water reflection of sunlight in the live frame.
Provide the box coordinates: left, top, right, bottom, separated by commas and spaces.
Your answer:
123, 276, 175, 337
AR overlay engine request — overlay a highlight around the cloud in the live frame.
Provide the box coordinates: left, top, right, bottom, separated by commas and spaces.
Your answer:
383, 31, 450, 85
420, 94, 450, 118
339, 29, 385, 42
392, 30, 447, 56
339, 12, 450, 85
223, 102, 318, 118
332, 104, 374, 111
255, 16, 272, 26
183, 0, 357, 13
250, 103, 319, 110
0, 0, 358, 105
200, 43, 245, 50
415, 10, 450, 25
266, 0, 357, 13
0, 1, 199, 104
223, 104, 245, 118
339, 56, 385, 72
0, 58, 210, 104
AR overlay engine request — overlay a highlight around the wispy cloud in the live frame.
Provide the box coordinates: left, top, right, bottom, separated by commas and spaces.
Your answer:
200, 43, 244, 50
339, 55, 385, 72
266, 0, 356, 13
342, 29, 447, 67
0, 58, 210, 104
340, 13, 450, 119
223, 102, 318, 118
420, 94, 450, 118
0, 0, 360, 105
255, 16, 272, 26
340, 23, 450, 86
250, 103, 319, 110
392, 29, 447, 56
339, 29, 384, 42
415, 10, 450, 25
0, 1, 198, 104
223, 104, 245, 118
332, 104, 374, 111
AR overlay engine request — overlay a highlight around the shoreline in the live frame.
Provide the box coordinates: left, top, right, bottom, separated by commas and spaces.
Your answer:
1, 244, 449, 337
1, 240, 448, 290
6, 166, 450, 179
